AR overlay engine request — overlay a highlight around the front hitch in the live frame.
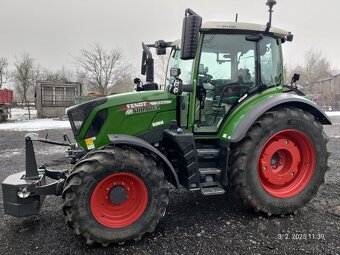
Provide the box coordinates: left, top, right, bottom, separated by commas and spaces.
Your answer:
2, 133, 74, 217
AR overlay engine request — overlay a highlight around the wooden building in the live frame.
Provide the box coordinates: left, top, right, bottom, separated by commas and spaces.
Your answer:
35, 81, 82, 118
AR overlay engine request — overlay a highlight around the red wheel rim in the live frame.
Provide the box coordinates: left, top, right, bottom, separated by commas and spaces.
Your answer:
90, 173, 148, 228
258, 129, 315, 198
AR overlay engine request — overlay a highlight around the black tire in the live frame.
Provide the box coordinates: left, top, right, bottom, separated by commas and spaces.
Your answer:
0, 111, 4, 122
62, 146, 169, 246
229, 107, 329, 216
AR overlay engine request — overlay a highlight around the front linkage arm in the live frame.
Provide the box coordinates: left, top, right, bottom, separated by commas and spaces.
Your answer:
2, 133, 75, 217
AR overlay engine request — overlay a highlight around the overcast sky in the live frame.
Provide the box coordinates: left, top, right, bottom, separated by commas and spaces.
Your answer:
1, 0, 340, 76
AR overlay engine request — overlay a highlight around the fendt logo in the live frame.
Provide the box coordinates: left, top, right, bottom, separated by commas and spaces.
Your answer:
120, 100, 172, 115
121, 102, 152, 110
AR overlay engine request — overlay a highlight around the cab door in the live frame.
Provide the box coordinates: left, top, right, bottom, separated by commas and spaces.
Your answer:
193, 33, 256, 134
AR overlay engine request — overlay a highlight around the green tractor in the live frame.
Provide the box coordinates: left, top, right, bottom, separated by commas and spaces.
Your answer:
2, 1, 330, 246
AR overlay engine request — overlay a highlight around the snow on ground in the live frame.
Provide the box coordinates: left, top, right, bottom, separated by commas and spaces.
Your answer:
0, 118, 70, 131
326, 111, 340, 116
0, 107, 70, 131
9, 107, 37, 120
0, 108, 71, 131
0, 146, 66, 159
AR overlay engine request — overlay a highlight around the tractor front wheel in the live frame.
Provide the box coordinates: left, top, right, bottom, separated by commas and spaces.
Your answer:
62, 146, 169, 246
229, 107, 329, 216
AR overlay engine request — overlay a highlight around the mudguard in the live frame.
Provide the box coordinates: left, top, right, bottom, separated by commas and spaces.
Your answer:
108, 134, 179, 188
229, 94, 331, 143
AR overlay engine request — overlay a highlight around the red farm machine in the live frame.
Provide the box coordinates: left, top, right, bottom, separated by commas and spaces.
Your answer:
0, 88, 13, 122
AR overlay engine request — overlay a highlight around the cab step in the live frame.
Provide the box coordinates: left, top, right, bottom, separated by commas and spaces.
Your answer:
199, 167, 222, 176
201, 182, 225, 196
197, 148, 220, 159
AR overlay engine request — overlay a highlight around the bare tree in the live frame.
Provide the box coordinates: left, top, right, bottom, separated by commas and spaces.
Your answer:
109, 72, 135, 94
155, 55, 169, 86
323, 85, 336, 110
42, 66, 75, 82
74, 43, 130, 95
304, 49, 331, 84
12, 53, 38, 106
0, 57, 9, 89
283, 63, 293, 84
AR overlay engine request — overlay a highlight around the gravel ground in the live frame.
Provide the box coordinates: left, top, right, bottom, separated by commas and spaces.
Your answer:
0, 118, 339, 255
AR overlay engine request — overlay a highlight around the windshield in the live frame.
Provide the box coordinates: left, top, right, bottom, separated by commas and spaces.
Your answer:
165, 49, 193, 91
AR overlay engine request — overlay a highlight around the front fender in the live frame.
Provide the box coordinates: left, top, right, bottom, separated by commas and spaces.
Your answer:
108, 134, 179, 188
223, 94, 331, 143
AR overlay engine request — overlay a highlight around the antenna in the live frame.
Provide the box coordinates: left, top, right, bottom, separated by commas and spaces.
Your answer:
235, 13, 238, 22
265, 0, 277, 32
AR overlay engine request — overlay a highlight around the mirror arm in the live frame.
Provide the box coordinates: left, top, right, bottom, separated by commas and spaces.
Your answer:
142, 42, 152, 58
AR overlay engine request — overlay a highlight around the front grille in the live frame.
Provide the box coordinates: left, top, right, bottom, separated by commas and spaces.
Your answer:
67, 97, 107, 136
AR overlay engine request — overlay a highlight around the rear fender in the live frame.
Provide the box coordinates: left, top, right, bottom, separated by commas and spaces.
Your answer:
226, 94, 331, 143
108, 134, 179, 188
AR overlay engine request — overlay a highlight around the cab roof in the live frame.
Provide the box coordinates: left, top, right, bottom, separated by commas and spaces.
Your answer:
201, 21, 289, 38
170, 21, 290, 49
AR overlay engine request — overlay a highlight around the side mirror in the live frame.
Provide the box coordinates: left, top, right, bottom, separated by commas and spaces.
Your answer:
180, 9, 202, 60
141, 43, 154, 83
170, 67, 181, 78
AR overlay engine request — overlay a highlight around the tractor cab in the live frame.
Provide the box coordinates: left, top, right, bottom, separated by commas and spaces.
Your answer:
165, 24, 286, 133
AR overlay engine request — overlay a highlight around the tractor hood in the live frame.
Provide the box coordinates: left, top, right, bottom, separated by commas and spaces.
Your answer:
67, 90, 177, 151
105, 90, 176, 111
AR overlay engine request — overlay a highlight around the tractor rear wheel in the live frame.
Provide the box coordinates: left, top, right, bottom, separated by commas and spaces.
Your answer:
62, 146, 169, 246
229, 107, 329, 216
